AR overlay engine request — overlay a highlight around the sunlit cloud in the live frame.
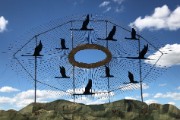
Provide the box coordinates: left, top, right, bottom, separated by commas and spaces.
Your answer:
0, 89, 67, 109
124, 96, 137, 100
0, 86, 20, 92
104, 7, 112, 13
0, 16, 8, 32
145, 99, 158, 104
119, 83, 149, 91
154, 92, 180, 100
130, 5, 180, 31
159, 83, 167, 87
146, 44, 180, 67
99, 0, 125, 13
113, 0, 124, 4
168, 102, 175, 105
99, 1, 110, 7
143, 93, 150, 98
178, 86, 180, 90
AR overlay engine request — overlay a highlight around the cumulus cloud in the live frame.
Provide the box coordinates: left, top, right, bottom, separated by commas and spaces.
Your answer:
119, 83, 149, 91
99, 1, 110, 7
147, 44, 180, 67
159, 83, 167, 87
0, 97, 13, 104
0, 86, 20, 92
104, 7, 112, 12
143, 93, 150, 98
113, 0, 124, 4
0, 16, 8, 32
168, 102, 175, 105
0, 89, 66, 109
145, 99, 158, 104
124, 96, 137, 100
130, 5, 180, 31
99, 0, 125, 13
178, 86, 180, 90
154, 92, 180, 100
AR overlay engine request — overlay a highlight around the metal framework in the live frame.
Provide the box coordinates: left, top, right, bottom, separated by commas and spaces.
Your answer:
13, 15, 165, 104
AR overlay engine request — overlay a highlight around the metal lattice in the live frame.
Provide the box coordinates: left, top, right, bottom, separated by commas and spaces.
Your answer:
13, 15, 166, 104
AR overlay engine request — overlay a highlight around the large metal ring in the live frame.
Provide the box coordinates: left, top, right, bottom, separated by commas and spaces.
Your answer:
68, 44, 112, 68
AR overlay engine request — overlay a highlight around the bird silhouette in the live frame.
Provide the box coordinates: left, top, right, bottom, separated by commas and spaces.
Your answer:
106, 26, 116, 40
84, 79, 92, 94
127, 71, 139, 83
105, 65, 114, 77
60, 66, 69, 78
81, 14, 89, 30
138, 44, 148, 59
131, 28, 137, 39
33, 40, 43, 56
61, 38, 69, 49
125, 28, 139, 40
126, 44, 149, 59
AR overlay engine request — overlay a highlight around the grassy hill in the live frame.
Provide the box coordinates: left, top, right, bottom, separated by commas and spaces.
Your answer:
0, 99, 180, 120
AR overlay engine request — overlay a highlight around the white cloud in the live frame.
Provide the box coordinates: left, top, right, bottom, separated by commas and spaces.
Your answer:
159, 83, 167, 87
0, 89, 67, 109
0, 86, 20, 92
119, 83, 149, 91
145, 99, 158, 105
113, 0, 124, 4
0, 97, 13, 104
115, 6, 124, 13
0, 16, 8, 32
104, 7, 112, 12
168, 102, 175, 105
130, 5, 180, 31
178, 86, 180, 90
154, 92, 180, 100
99, 1, 110, 7
124, 96, 137, 100
143, 93, 150, 98
146, 44, 180, 67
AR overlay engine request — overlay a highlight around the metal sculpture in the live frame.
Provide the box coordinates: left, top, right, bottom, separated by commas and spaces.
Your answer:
13, 15, 166, 104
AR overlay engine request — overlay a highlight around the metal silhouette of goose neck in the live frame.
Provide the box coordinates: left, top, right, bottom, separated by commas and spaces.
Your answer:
125, 28, 139, 40
84, 79, 93, 94
126, 44, 149, 59
33, 40, 43, 56
60, 66, 70, 78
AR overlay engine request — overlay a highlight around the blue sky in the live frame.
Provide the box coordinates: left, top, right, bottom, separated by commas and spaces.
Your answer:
0, 0, 180, 110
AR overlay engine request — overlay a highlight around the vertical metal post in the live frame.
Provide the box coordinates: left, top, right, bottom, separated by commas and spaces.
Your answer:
105, 20, 110, 103
71, 21, 75, 103
34, 35, 37, 103
138, 39, 143, 102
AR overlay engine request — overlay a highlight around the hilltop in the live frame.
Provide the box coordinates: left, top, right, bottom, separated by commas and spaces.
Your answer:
0, 99, 180, 120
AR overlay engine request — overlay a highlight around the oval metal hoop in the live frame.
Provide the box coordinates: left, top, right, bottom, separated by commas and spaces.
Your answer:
68, 44, 112, 68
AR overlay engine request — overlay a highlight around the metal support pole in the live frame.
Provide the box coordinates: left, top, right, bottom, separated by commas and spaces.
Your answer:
34, 36, 37, 103
105, 20, 110, 103
138, 39, 143, 102
71, 21, 75, 103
